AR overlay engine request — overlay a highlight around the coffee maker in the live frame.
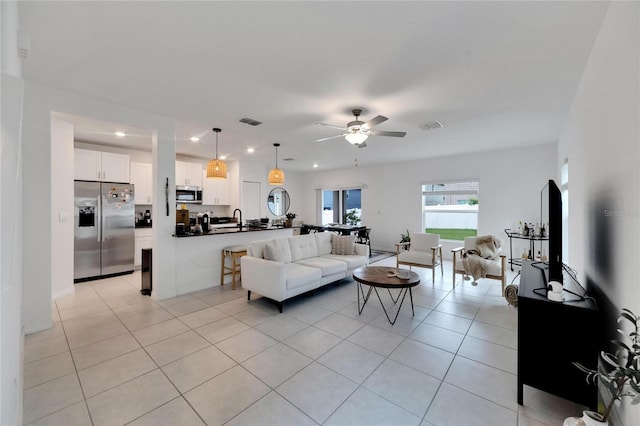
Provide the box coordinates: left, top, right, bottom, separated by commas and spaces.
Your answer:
197, 212, 209, 233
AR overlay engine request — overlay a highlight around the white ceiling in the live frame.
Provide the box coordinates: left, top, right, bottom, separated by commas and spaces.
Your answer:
19, 1, 608, 171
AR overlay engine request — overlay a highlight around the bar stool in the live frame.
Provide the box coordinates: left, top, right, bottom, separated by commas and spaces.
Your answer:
220, 245, 247, 290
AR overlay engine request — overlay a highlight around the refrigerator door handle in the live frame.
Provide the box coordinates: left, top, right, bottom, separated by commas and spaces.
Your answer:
97, 195, 102, 242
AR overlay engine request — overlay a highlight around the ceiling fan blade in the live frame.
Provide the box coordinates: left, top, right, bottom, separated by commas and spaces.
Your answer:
370, 130, 406, 138
362, 115, 388, 130
315, 122, 347, 131
356, 141, 367, 148
315, 134, 346, 142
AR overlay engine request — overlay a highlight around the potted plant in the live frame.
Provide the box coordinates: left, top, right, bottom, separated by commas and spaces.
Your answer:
284, 212, 296, 227
568, 308, 640, 425
399, 229, 411, 251
345, 209, 360, 225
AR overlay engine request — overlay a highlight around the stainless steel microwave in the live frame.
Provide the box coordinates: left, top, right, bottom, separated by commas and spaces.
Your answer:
176, 185, 202, 204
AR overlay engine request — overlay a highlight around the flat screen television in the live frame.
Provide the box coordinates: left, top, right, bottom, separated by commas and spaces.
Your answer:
541, 179, 563, 283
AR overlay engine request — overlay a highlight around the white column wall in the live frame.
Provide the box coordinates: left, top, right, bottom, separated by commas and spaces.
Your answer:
21, 80, 177, 332
50, 117, 74, 298
300, 143, 557, 259
557, 3, 639, 425
151, 127, 177, 300
1, 2, 24, 424
0, 73, 25, 426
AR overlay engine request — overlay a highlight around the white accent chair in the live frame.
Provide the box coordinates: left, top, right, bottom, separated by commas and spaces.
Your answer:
395, 233, 443, 283
451, 236, 507, 295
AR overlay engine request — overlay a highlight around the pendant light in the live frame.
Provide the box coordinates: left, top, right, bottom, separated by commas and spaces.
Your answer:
207, 128, 227, 179
268, 143, 284, 185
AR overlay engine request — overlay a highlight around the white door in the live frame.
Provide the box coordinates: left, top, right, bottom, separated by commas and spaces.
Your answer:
242, 181, 261, 220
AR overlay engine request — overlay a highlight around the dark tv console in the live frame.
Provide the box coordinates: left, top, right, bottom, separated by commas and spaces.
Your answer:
517, 261, 599, 409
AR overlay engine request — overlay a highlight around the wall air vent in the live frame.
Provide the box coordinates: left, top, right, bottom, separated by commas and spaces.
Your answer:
239, 117, 262, 126
419, 120, 443, 131
282, 158, 295, 162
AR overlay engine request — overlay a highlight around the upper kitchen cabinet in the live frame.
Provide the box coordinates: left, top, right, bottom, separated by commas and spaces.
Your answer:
202, 170, 230, 205
176, 160, 202, 187
74, 149, 130, 183
130, 162, 153, 204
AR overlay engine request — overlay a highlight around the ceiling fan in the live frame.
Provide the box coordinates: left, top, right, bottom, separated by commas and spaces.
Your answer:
315, 108, 406, 148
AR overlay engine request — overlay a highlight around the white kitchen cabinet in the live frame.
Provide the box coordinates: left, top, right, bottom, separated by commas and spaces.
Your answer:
134, 228, 153, 268
74, 148, 130, 183
176, 161, 202, 187
202, 170, 230, 205
130, 162, 153, 204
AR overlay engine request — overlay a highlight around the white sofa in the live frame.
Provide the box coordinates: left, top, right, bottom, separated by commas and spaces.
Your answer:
241, 232, 369, 312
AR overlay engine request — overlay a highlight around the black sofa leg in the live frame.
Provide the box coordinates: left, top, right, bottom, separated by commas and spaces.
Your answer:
247, 290, 251, 300
278, 301, 283, 313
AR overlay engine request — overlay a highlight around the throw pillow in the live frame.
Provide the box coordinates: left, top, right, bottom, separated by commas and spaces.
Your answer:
331, 234, 356, 255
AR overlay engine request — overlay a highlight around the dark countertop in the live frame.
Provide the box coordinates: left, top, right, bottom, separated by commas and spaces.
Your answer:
173, 225, 299, 238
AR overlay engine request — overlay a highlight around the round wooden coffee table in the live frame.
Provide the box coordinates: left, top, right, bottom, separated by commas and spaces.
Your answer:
352, 266, 421, 325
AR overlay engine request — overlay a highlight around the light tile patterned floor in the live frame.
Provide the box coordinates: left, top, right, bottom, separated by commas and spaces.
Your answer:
24, 256, 586, 425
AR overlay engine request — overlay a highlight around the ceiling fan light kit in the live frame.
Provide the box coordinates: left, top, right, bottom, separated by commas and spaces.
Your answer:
207, 127, 227, 179
345, 132, 368, 145
269, 143, 285, 185
315, 108, 406, 146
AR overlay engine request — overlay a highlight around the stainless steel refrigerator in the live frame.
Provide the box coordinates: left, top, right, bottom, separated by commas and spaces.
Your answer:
74, 181, 135, 281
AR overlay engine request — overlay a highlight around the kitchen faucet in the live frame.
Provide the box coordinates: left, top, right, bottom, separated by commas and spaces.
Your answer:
233, 208, 242, 227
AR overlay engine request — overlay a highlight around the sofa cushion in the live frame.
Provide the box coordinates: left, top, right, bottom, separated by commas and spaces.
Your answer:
248, 239, 269, 258
288, 234, 318, 262
314, 232, 333, 256
285, 263, 322, 290
296, 257, 348, 276
264, 241, 291, 263
322, 253, 368, 270
398, 250, 434, 266
331, 234, 356, 255
264, 240, 292, 263
410, 233, 439, 252
456, 259, 502, 276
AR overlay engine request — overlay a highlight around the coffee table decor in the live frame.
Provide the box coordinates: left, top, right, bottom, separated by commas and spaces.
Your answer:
352, 266, 421, 325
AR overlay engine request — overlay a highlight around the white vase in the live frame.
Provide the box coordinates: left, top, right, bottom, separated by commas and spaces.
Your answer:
563, 411, 608, 426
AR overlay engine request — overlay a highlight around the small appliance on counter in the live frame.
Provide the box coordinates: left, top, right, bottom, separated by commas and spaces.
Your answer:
245, 219, 268, 228
209, 216, 237, 230
136, 210, 152, 227
197, 212, 210, 233
176, 209, 189, 227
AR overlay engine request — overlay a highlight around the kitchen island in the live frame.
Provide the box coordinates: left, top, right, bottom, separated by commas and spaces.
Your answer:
173, 226, 294, 295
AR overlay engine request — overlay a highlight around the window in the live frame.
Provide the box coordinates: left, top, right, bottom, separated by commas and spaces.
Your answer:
422, 181, 479, 240
321, 188, 361, 225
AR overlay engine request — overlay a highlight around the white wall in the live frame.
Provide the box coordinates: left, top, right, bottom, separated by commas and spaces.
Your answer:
1, 3, 24, 424
1, 73, 25, 426
557, 3, 639, 425
50, 117, 74, 298
301, 143, 557, 259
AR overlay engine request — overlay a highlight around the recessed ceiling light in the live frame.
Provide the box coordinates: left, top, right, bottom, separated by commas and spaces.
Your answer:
115, 131, 126, 137
220, 155, 227, 160
313, 163, 319, 168
247, 148, 255, 154
190, 136, 200, 142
